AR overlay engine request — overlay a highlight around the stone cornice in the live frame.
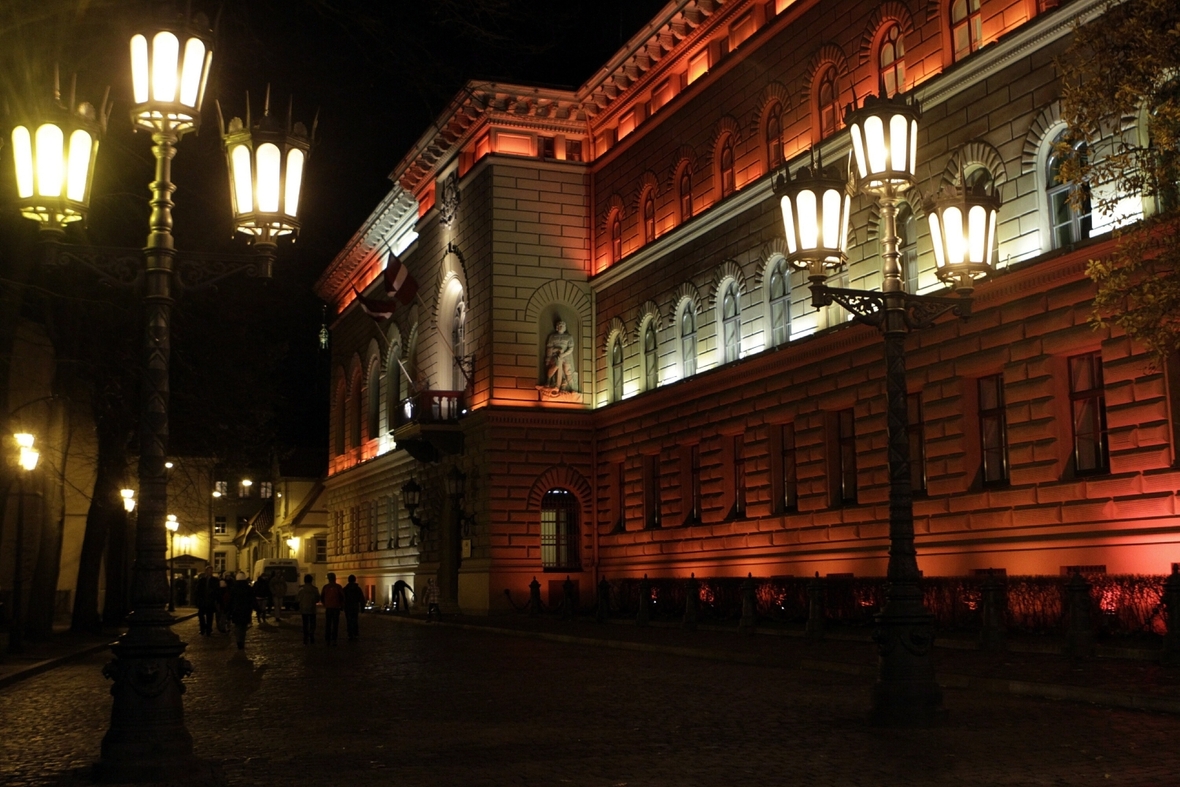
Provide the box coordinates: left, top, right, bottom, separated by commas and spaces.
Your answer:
313, 186, 418, 304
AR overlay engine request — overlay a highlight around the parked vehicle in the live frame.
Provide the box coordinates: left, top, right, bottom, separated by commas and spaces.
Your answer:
252, 558, 302, 609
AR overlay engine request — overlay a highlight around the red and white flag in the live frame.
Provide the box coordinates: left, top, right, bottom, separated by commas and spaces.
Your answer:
383, 253, 419, 305
352, 286, 397, 322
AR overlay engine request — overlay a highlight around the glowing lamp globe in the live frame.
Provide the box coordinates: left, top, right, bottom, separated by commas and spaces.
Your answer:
926, 181, 1002, 296
166, 514, 179, 533
845, 89, 921, 194
10, 81, 110, 233
14, 433, 39, 472
773, 161, 851, 283
129, 9, 213, 136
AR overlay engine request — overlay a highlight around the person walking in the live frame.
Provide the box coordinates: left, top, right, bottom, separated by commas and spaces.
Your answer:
194, 566, 215, 636
229, 571, 256, 650
424, 577, 441, 622
216, 572, 233, 633
343, 575, 365, 641
252, 573, 271, 624
320, 572, 345, 645
296, 574, 320, 644
269, 570, 289, 622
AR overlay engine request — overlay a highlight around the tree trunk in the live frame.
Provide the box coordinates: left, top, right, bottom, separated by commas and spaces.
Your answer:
27, 398, 72, 638
71, 420, 125, 634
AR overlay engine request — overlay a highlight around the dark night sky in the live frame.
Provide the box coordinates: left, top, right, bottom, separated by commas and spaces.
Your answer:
0, 0, 668, 464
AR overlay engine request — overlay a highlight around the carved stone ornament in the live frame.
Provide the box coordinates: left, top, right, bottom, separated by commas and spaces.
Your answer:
439, 171, 460, 227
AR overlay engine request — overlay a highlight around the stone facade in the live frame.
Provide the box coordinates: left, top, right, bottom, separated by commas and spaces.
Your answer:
317, 0, 1178, 614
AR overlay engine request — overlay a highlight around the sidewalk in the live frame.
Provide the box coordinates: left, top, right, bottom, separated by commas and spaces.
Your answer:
0, 610, 198, 689
387, 610, 1180, 715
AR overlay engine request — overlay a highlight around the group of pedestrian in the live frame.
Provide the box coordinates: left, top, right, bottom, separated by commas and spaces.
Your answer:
193, 566, 291, 650
296, 573, 368, 645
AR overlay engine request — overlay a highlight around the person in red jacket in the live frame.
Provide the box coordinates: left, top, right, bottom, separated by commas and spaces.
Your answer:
320, 573, 345, 645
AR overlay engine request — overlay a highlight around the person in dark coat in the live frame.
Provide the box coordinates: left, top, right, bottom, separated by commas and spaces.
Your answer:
194, 566, 215, 636
252, 573, 271, 623
229, 572, 257, 650
343, 575, 365, 641
320, 573, 345, 645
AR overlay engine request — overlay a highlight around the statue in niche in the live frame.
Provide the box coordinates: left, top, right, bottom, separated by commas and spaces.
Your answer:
543, 319, 578, 394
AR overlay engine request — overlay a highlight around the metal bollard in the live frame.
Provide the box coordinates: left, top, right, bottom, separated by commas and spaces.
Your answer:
806, 571, 825, 638
637, 574, 651, 627
1065, 571, 1094, 659
1163, 565, 1180, 666
528, 576, 542, 617
979, 569, 1007, 652
682, 573, 699, 631
739, 572, 757, 635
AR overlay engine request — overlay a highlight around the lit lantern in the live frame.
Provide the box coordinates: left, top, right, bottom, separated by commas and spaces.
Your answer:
845, 89, 920, 194
926, 179, 1001, 295
446, 466, 466, 499
121, 488, 136, 512
401, 478, 422, 511
773, 159, 852, 284
217, 89, 316, 273
129, 9, 213, 136
9, 78, 110, 233
13, 433, 39, 472
166, 514, 179, 533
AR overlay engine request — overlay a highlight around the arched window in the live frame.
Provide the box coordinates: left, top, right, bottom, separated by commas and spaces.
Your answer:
1047, 133, 1092, 248
766, 104, 783, 171
643, 320, 658, 391
722, 280, 741, 363
768, 258, 791, 347
610, 336, 624, 403
878, 23, 905, 95
817, 65, 841, 139
366, 362, 380, 441
643, 190, 656, 244
951, 0, 982, 63
386, 343, 402, 430
451, 298, 467, 390
681, 304, 697, 377
719, 137, 735, 198
897, 203, 919, 294
349, 373, 362, 450
679, 166, 693, 222
540, 488, 580, 570
334, 379, 346, 455
610, 211, 622, 263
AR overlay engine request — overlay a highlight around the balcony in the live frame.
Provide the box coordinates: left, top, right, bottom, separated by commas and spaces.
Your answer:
393, 389, 466, 461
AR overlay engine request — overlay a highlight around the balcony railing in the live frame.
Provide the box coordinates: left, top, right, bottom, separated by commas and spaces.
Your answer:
394, 389, 466, 429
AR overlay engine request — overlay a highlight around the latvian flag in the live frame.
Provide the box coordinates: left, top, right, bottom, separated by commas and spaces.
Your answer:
352, 286, 397, 322
383, 253, 419, 305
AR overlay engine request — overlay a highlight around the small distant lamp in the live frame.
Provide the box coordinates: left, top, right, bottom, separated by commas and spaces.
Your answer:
121, 488, 136, 512
446, 466, 466, 499
165, 514, 179, 612
14, 433, 39, 472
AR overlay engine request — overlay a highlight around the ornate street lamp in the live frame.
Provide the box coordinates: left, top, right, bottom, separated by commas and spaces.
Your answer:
776, 87, 1000, 726
165, 514, 179, 613
121, 488, 136, 512
445, 466, 466, 499
217, 88, 316, 277
7, 433, 39, 654
401, 477, 426, 535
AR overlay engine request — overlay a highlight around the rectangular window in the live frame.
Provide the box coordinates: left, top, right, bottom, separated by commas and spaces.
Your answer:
836, 409, 857, 505
213, 551, 227, 573
780, 423, 797, 513
687, 49, 710, 83
538, 135, 555, 159
315, 537, 327, 563
1069, 352, 1109, 474
213, 516, 227, 536
615, 461, 627, 532
541, 490, 580, 570
565, 139, 583, 162
643, 454, 661, 529
730, 10, 757, 48
260, 481, 273, 499
387, 495, 399, 549
979, 375, 1009, 485
214, 480, 227, 496
239, 480, 252, 498
690, 444, 702, 524
733, 434, 746, 518
908, 393, 927, 495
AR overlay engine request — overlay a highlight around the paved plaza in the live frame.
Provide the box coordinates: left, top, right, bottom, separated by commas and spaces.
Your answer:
2, 614, 1179, 786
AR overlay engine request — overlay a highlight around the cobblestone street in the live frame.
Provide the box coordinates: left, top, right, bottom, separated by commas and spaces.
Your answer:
2, 615, 1179, 786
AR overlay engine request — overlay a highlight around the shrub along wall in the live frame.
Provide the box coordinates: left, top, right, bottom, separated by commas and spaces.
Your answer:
604, 574, 1168, 637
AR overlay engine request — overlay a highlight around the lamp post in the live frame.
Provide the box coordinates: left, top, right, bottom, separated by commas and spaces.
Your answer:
166, 514, 179, 613
7, 433, 40, 654
6, 6, 313, 780
775, 88, 1000, 726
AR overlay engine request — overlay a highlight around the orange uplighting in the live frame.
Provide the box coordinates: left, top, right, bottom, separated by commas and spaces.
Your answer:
687, 49, 710, 84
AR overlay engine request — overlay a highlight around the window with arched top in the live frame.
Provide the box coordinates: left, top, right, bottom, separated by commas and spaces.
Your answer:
386, 343, 402, 431
897, 203, 919, 294
1047, 132, 1092, 248
334, 379, 346, 456
766, 104, 783, 171
610, 211, 622, 263
817, 65, 841, 139
610, 336, 624, 403
451, 299, 467, 390
679, 166, 693, 222
680, 304, 697, 377
951, 0, 982, 63
643, 320, 658, 391
643, 190, 656, 244
768, 258, 791, 347
349, 374, 362, 450
719, 137, 736, 198
878, 23, 905, 95
366, 362, 380, 442
540, 488, 580, 570
722, 280, 741, 363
